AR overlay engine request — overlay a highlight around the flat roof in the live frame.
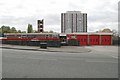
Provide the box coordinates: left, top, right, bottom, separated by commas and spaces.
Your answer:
4, 33, 59, 35
4, 32, 113, 35
67, 32, 113, 35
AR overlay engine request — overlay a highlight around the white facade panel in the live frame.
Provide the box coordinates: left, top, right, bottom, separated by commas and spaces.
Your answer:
61, 11, 87, 33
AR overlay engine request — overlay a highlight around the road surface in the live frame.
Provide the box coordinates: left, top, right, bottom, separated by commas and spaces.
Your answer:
1, 46, 118, 78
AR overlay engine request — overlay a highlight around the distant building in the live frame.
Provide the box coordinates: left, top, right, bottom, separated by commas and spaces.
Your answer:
118, 1, 120, 36
37, 19, 44, 33
61, 11, 87, 33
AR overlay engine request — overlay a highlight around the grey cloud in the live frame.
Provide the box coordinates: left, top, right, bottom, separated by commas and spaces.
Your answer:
44, 14, 61, 32
15, 5, 25, 9
44, 14, 60, 26
0, 14, 61, 31
0, 3, 4, 6
49, 1, 56, 4
88, 23, 106, 32
88, 21, 118, 32
0, 16, 38, 30
0, 0, 118, 33
88, 4, 117, 23
0, 16, 36, 25
68, 3, 80, 9
87, 1, 118, 32
45, 25, 60, 32
88, 12, 117, 23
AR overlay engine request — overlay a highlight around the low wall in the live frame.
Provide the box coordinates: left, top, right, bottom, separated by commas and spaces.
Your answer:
2, 40, 61, 47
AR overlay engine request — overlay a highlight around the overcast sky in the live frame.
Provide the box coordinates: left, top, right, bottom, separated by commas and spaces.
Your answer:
0, 0, 119, 32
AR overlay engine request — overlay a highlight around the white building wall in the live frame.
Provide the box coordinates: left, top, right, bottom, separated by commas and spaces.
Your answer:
73, 13, 77, 32
61, 11, 87, 33
77, 13, 82, 32
65, 13, 72, 33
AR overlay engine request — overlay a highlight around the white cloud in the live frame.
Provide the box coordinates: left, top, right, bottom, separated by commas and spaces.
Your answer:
0, 0, 119, 32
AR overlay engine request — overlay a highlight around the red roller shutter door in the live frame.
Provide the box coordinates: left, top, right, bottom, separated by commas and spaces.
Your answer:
101, 35, 111, 45
77, 35, 88, 46
89, 35, 100, 45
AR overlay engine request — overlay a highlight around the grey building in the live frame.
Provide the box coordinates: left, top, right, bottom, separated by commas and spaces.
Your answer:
61, 11, 87, 33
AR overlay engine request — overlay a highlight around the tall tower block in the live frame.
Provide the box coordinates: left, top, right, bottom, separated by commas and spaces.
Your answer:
61, 11, 87, 33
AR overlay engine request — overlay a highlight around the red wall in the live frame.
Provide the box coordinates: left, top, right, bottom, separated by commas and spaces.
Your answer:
77, 35, 88, 46
89, 35, 100, 45
101, 35, 111, 45
67, 34, 112, 46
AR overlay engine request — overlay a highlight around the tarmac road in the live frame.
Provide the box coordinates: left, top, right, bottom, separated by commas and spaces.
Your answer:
1, 46, 118, 78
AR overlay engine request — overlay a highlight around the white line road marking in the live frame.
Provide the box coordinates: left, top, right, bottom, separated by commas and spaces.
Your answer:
86, 60, 118, 63
110, 55, 118, 59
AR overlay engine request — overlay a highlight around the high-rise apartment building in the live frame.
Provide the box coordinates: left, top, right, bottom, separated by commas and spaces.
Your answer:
61, 11, 87, 33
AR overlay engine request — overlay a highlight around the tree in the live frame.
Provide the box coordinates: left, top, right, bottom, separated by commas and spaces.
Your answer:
0, 25, 27, 33
1, 25, 11, 33
49, 30, 54, 33
10, 27, 17, 33
101, 28, 112, 33
43, 30, 56, 33
0, 28, 2, 33
21, 31, 26, 33
112, 29, 118, 36
96, 28, 119, 40
112, 29, 118, 40
27, 24, 33, 33
33, 30, 38, 33
18, 30, 21, 33
43, 31, 49, 33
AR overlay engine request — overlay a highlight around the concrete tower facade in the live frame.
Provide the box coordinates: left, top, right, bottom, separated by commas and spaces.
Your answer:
61, 11, 87, 33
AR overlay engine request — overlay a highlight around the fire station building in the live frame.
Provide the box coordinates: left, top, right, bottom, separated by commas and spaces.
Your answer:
66, 33, 113, 46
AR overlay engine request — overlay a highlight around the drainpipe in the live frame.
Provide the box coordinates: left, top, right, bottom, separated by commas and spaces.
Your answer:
88, 34, 90, 46
100, 34, 102, 45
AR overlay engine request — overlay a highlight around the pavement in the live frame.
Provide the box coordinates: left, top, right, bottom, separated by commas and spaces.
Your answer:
0, 44, 91, 53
